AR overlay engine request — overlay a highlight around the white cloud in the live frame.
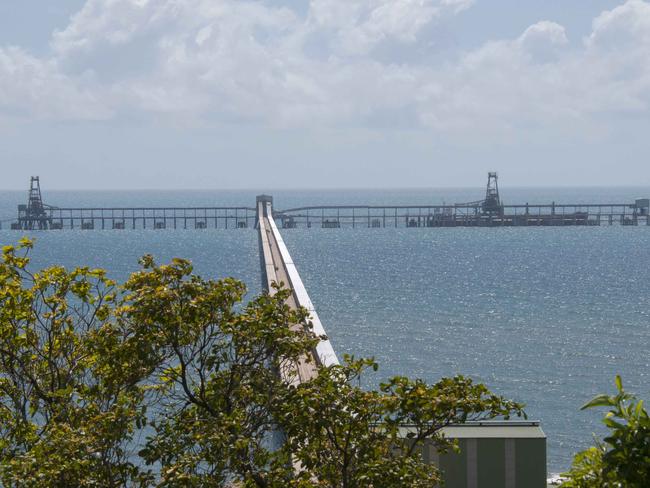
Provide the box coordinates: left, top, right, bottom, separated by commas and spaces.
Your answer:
0, 46, 111, 121
0, 0, 648, 134
517, 21, 568, 62
587, 0, 650, 48
580, 1, 650, 114
308, 0, 473, 55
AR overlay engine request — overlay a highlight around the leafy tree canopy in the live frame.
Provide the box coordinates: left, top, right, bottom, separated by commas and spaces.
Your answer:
0, 239, 523, 487
563, 376, 650, 488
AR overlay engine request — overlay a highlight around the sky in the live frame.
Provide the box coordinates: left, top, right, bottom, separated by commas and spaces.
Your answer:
0, 0, 649, 190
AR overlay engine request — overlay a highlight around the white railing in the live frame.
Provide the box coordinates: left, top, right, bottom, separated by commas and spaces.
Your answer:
265, 202, 340, 367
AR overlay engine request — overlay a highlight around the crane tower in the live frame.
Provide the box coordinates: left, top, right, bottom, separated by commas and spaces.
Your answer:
481, 172, 502, 214
17, 176, 52, 230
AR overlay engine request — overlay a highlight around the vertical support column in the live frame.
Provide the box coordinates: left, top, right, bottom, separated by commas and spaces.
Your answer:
505, 438, 516, 488
466, 438, 478, 488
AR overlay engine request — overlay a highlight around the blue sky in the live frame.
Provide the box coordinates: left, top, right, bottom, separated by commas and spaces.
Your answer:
0, 0, 648, 189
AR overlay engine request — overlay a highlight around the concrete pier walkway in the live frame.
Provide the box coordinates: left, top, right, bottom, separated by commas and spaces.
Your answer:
256, 195, 339, 385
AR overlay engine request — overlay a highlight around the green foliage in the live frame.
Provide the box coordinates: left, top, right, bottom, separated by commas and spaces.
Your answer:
0, 239, 524, 487
0, 239, 145, 486
279, 358, 524, 488
563, 376, 650, 487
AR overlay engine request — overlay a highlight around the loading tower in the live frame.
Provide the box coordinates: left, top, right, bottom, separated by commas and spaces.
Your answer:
482, 172, 502, 214
17, 177, 52, 230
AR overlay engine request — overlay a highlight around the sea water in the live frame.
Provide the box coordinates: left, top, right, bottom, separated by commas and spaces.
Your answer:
1, 186, 648, 474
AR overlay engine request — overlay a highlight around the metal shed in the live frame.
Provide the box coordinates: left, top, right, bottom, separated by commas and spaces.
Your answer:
402, 421, 546, 488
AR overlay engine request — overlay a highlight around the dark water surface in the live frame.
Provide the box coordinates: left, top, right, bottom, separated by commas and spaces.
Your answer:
1, 186, 649, 474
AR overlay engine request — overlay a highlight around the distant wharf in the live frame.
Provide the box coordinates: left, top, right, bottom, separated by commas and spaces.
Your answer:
17, 205, 258, 230
275, 202, 649, 229
6, 173, 650, 230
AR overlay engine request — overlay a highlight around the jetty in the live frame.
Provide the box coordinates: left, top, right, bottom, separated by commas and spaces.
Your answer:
7, 174, 649, 231
256, 194, 338, 384
277, 173, 649, 229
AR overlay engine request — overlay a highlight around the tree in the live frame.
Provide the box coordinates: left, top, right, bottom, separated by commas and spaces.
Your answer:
0, 238, 146, 486
279, 359, 523, 488
0, 239, 524, 487
563, 376, 650, 487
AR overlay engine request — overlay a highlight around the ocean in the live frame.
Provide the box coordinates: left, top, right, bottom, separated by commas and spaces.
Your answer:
1, 186, 649, 475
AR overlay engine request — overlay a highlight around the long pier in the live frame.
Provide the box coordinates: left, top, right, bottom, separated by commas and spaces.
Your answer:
257, 194, 338, 385
276, 202, 650, 229
11, 205, 256, 230
9, 203, 649, 230
7, 175, 649, 230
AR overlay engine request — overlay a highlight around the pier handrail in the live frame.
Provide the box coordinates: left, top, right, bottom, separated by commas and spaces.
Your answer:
44, 206, 257, 211
277, 203, 636, 213
263, 202, 339, 367
257, 201, 279, 294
